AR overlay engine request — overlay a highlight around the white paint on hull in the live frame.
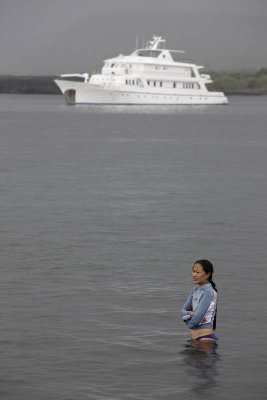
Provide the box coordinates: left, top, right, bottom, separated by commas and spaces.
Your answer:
55, 80, 228, 105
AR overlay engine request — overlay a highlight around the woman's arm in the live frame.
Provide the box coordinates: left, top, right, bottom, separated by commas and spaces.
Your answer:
187, 290, 213, 329
181, 289, 194, 317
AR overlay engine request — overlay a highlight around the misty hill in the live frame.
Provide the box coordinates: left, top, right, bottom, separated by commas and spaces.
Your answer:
0, 76, 60, 94
208, 68, 267, 95
0, 70, 267, 95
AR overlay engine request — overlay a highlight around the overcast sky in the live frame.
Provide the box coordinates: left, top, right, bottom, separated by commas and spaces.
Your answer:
1, 0, 266, 75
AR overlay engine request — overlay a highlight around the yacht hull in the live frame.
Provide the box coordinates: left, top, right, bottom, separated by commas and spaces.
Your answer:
54, 79, 228, 105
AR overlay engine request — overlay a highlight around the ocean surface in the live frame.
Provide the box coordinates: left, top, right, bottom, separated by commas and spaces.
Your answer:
1, 94, 267, 400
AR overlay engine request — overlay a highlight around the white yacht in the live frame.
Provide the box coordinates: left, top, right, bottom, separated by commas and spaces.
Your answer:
54, 36, 228, 105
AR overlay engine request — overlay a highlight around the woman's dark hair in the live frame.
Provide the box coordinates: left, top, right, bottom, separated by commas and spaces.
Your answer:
194, 259, 217, 292
194, 259, 217, 330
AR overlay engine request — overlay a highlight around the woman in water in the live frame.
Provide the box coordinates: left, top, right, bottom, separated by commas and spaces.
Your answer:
181, 260, 218, 341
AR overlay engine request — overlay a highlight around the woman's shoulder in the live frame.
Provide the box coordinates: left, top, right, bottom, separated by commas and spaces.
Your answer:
201, 284, 214, 294
202, 284, 217, 298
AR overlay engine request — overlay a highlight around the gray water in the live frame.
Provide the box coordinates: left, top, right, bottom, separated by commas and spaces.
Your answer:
1, 94, 267, 399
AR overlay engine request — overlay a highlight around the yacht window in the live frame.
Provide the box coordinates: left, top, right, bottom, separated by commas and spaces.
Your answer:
173, 82, 176, 88
111, 64, 115, 68
160, 82, 162, 87
147, 80, 150, 85
154, 81, 156, 87
137, 50, 161, 58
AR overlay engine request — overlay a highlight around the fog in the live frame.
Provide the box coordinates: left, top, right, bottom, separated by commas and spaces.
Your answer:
1, 0, 266, 74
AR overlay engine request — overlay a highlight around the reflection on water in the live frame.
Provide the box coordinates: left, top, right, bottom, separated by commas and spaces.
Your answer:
78, 104, 212, 115
0, 94, 218, 115
181, 340, 220, 395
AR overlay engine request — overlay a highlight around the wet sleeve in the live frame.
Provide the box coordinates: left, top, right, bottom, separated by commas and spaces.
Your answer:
181, 289, 194, 317
187, 289, 213, 329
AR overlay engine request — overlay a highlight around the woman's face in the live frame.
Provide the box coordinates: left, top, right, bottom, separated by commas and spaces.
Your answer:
192, 263, 210, 285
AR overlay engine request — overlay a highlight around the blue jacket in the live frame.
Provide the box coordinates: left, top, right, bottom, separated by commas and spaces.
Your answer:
181, 283, 217, 330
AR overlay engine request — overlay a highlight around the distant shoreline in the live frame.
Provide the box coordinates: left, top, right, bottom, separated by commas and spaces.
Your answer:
0, 76, 60, 95
0, 70, 267, 95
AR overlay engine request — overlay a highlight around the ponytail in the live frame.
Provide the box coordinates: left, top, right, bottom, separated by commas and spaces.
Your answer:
213, 308, 217, 331
210, 278, 217, 292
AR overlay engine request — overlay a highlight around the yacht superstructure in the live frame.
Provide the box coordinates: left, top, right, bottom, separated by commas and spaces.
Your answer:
54, 36, 228, 105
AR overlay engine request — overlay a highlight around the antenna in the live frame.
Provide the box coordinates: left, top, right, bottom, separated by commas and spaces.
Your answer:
141, 37, 145, 49
135, 36, 139, 50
